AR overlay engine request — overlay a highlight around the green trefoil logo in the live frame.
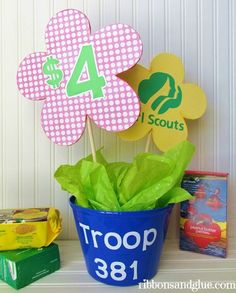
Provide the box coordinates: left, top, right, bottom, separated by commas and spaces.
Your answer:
138, 72, 182, 114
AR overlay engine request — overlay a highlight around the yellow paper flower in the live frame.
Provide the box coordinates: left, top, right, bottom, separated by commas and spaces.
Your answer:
118, 53, 207, 151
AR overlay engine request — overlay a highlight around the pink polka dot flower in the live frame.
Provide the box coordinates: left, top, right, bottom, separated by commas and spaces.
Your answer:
17, 9, 142, 145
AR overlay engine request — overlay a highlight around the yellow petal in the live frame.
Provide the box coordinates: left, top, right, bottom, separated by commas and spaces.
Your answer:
118, 64, 148, 93
151, 111, 188, 152
179, 83, 207, 119
150, 53, 184, 84
118, 108, 151, 141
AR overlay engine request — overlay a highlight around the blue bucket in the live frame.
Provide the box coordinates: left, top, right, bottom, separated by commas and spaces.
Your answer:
70, 196, 173, 286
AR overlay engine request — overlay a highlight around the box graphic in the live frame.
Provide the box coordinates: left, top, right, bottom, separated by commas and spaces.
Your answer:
180, 171, 228, 258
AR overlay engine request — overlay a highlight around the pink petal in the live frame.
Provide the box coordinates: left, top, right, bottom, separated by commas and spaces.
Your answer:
91, 24, 142, 76
45, 9, 91, 82
89, 75, 140, 132
17, 52, 54, 101
41, 96, 86, 145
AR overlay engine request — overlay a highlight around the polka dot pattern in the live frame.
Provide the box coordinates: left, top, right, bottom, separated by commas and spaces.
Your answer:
16, 9, 143, 145
91, 24, 142, 75
17, 52, 51, 101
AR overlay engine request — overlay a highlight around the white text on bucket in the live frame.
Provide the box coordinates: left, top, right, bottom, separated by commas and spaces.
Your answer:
79, 222, 157, 251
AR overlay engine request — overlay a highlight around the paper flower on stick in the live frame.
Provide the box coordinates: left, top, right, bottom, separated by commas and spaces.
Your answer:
17, 9, 142, 145
118, 53, 207, 152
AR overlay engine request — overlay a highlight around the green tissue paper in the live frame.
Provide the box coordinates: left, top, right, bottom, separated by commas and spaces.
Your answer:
54, 141, 195, 211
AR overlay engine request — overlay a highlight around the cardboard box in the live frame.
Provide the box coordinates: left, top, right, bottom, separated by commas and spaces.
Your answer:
0, 208, 62, 251
180, 171, 228, 258
0, 243, 60, 289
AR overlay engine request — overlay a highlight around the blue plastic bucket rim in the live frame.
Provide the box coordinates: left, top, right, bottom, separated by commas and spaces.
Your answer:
69, 196, 173, 217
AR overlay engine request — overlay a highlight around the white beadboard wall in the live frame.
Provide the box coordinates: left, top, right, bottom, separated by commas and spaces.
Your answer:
0, 0, 235, 240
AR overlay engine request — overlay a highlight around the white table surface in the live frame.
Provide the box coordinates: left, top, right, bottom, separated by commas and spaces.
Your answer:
0, 239, 235, 293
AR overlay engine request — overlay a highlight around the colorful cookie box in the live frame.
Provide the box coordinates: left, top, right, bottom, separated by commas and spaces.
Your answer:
0, 208, 62, 251
0, 243, 60, 289
180, 171, 228, 258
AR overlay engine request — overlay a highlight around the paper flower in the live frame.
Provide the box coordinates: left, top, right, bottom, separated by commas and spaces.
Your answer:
17, 9, 142, 145
118, 53, 207, 151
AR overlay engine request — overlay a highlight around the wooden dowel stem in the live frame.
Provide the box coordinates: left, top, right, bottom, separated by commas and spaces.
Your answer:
87, 116, 97, 162
145, 132, 152, 153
